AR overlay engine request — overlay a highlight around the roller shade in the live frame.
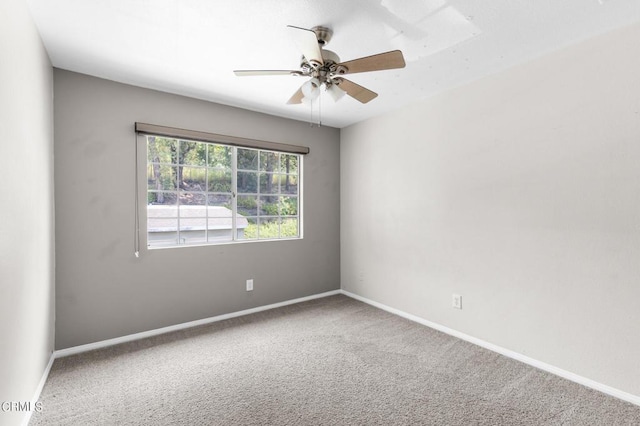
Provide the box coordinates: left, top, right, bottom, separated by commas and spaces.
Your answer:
135, 122, 310, 155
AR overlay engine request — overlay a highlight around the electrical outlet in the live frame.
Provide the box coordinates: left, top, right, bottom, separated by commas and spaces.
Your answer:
452, 294, 462, 309
246, 279, 254, 292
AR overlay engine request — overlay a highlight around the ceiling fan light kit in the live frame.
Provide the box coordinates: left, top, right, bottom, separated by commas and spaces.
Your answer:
327, 83, 346, 102
234, 25, 406, 105
301, 77, 321, 100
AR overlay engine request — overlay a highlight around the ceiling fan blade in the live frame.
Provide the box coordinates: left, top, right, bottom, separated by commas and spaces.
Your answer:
287, 25, 323, 67
286, 86, 305, 104
337, 50, 406, 74
234, 70, 302, 77
334, 78, 378, 104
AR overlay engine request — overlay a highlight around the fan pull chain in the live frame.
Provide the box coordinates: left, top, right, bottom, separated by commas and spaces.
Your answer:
308, 93, 322, 128
318, 93, 322, 127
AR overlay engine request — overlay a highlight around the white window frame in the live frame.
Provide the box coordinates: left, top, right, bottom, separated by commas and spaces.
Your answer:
135, 125, 305, 251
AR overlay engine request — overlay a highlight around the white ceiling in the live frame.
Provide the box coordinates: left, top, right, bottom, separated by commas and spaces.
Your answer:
26, 0, 640, 128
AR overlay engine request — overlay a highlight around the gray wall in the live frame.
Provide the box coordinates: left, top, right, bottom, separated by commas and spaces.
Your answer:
341, 22, 640, 397
54, 69, 340, 349
0, 1, 55, 425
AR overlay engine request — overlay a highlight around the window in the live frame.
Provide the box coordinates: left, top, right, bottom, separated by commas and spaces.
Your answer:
144, 135, 301, 248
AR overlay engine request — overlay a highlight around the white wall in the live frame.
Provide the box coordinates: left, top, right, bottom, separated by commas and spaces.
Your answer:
341, 22, 640, 396
0, 1, 55, 425
53, 70, 340, 349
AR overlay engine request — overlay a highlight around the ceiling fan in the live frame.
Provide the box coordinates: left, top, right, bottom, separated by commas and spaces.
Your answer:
234, 25, 406, 105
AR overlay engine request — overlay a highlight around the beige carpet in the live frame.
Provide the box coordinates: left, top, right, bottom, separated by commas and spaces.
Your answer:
31, 295, 640, 425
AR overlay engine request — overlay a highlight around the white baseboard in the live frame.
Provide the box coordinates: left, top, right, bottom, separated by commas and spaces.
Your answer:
339, 289, 640, 407
21, 352, 55, 426
55, 290, 341, 359
27, 290, 340, 424
30, 287, 638, 426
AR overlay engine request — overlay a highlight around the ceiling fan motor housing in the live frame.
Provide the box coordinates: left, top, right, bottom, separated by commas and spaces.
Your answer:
322, 49, 340, 64
301, 48, 347, 86
300, 49, 344, 79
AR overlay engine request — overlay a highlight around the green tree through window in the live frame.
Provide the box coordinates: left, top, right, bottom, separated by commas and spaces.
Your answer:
146, 136, 301, 247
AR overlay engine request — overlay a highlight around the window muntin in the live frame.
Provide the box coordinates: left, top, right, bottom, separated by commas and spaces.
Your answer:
145, 136, 300, 248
